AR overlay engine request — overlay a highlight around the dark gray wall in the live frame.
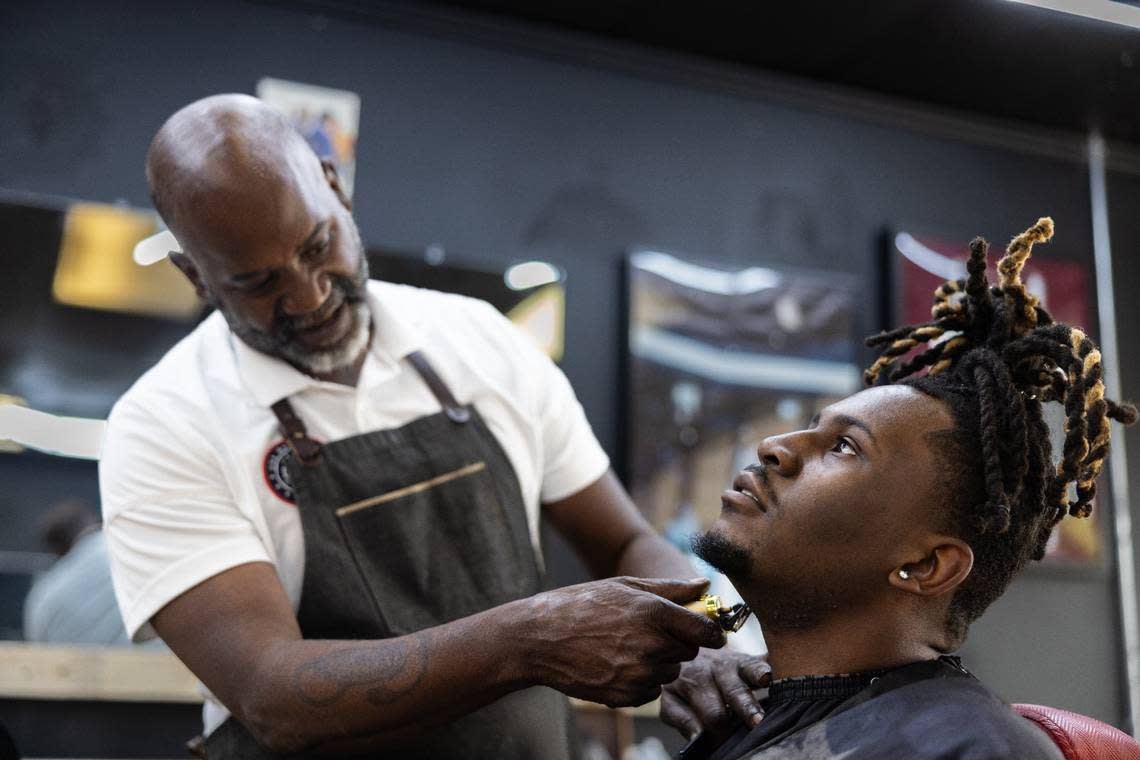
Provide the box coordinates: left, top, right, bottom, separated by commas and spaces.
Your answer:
1, 0, 1133, 731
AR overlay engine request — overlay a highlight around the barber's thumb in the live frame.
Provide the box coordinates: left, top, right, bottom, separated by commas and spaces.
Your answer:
666, 600, 727, 648
633, 576, 711, 604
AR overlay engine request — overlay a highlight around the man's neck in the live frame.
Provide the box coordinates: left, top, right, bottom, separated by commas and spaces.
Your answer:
759, 606, 947, 680
309, 345, 368, 387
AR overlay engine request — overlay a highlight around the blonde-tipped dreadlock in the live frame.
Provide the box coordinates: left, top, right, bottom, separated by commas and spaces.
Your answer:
865, 218, 1137, 639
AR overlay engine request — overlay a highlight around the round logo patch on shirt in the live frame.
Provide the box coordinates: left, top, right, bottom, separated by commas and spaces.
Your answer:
263, 440, 297, 505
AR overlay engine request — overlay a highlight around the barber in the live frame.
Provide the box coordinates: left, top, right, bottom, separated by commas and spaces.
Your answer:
100, 94, 756, 758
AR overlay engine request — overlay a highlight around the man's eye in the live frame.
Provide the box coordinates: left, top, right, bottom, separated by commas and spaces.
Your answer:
831, 437, 856, 456
305, 236, 333, 260
242, 275, 276, 293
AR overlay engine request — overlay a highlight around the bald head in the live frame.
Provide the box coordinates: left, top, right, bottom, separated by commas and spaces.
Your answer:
146, 94, 334, 251
145, 94, 370, 380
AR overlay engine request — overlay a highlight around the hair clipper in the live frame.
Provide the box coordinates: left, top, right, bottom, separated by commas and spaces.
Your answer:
685, 594, 751, 633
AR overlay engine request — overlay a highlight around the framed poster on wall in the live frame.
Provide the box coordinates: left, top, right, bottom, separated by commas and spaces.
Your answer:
258, 77, 361, 199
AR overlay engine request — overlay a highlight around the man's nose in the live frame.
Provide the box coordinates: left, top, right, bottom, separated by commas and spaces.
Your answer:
282, 267, 331, 315
757, 434, 802, 477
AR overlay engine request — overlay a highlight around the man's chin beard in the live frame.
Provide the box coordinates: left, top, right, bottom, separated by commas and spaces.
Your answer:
231, 300, 372, 376
692, 528, 843, 634
691, 529, 753, 584
212, 246, 373, 377
273, 300, 372, 375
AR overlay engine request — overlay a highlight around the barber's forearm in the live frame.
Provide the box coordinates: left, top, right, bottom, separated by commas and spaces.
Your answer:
238, 602, 531, 755
616, 531, 696, 579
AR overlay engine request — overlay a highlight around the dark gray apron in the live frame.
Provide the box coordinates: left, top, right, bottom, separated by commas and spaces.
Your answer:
204, 351, 574, 759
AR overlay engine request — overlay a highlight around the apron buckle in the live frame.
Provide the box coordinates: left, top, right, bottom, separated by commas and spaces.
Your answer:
287, 435, 323, 465
446, 405, 471, 424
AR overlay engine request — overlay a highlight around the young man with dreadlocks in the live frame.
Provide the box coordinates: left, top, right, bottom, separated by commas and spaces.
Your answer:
660, 218, 1137, 759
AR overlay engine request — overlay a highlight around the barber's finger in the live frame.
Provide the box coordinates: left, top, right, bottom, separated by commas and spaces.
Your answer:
714, 665, 764, 728
655, 600, 727, 649
739, 656, 772, 688
620, 576, 711, 604
660, 690, 703, 740
682, 679, 732, 732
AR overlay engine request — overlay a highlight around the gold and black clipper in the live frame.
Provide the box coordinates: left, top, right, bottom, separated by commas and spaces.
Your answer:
686, 594, 752, 633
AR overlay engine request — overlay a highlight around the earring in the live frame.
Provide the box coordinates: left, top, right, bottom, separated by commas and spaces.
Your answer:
898, 569, 909, 580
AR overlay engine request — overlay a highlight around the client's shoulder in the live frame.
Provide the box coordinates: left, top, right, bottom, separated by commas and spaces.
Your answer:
739, 672, 1064, 760
832, 674, 1063, 759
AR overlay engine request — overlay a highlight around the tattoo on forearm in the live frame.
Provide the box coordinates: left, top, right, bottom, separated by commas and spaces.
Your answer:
293, 634, 430, 707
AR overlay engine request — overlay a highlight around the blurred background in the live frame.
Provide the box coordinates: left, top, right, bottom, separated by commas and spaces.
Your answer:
3, 0, 1140, 756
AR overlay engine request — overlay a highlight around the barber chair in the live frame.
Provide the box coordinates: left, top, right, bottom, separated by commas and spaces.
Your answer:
1014, 704, 1140, 760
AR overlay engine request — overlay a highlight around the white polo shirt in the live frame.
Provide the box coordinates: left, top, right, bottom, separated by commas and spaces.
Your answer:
100, 279, 608, 662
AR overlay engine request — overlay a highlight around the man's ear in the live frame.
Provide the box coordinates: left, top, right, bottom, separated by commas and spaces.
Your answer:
321, 159, 352, 211
890, 536, 974, 597
169, 252, 209, 301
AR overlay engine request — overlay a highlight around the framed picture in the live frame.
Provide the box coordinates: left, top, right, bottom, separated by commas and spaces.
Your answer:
257, 77, 361, 199
886, 229, 1100, 566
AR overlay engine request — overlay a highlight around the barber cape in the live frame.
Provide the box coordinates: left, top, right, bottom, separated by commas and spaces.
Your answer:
702, 657, 1063, 760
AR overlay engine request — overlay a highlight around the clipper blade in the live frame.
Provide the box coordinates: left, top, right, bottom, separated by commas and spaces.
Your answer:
686, 594, 752, 632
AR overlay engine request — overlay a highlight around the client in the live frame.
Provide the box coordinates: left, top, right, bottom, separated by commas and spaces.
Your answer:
665, 218, 1135, 759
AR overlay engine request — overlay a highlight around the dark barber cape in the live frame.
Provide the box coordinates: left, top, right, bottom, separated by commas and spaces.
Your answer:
700, 657, 1063, 760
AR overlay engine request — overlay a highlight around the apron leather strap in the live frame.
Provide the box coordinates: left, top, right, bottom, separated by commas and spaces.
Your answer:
268, 350, 466, 467
407, 351, 471, 423
270, 399, 323, 465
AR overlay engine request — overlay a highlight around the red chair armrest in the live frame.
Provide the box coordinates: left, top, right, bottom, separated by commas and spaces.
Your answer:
1014, 703, 1140, 760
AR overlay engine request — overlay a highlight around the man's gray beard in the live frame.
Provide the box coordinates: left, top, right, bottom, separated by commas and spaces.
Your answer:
212, 248, 373, 376
271, 299, 372, 376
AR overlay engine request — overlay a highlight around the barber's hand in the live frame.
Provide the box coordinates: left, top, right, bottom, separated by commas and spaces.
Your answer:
519, 577, 726, 708
661, 649, 770, 742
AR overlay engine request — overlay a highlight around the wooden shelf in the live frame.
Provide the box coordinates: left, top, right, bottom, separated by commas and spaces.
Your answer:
0, 642, 201, 703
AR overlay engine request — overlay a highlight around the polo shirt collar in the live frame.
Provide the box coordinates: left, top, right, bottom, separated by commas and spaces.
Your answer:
230, 280, 426, 408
